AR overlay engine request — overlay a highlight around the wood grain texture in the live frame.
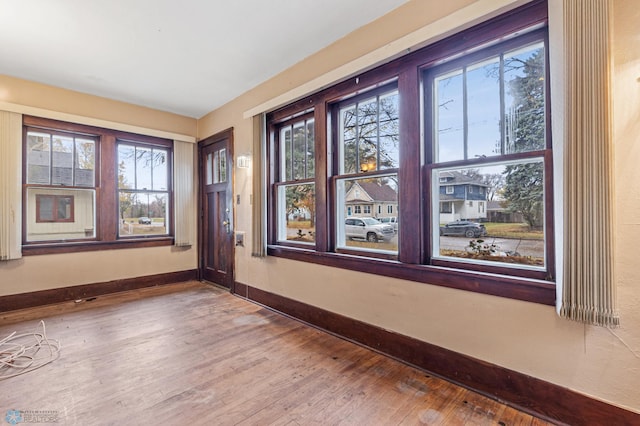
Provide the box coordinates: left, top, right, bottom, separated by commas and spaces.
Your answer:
239, 283, 640, 426
0, 281, 552, 425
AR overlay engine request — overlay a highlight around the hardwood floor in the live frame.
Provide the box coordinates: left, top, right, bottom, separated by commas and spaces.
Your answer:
0, 281, 555, 425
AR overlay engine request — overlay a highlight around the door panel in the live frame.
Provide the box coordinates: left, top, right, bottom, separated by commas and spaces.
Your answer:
199, 130, 234, 288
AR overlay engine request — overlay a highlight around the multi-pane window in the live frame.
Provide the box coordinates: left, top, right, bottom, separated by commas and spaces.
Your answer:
22, 116, 173, 251
267, 2, 553, 302
335, 85, 399, 254
24, 128, 96, 242
274, 115, 315, 245
117, 142, 170, 237
427, 34, 549, 271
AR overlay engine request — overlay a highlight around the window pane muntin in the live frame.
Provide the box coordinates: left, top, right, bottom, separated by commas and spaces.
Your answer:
504, 41, 546, 154
135, 146, 153, 190
118, 144, 136, 189
279, 118, 315, 182
432, 37, 546, 164
27, 131, 51, 184
466, 56, 501, 159
434, 69, 464, 163
276, 182, 316, 245
432, 159, 545, 270
152, 149, 168, 191
339, 88, 399, 174
51, 134, 74, 186
75, 138, 95, 187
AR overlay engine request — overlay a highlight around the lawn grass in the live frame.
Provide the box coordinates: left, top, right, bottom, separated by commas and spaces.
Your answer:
483, 222, 543, 240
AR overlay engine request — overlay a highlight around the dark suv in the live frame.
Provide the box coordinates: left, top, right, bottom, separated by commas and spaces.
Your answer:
439, 221, 487, 238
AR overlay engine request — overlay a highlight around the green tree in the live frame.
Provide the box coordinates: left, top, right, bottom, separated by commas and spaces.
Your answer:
502, 47, 545, 228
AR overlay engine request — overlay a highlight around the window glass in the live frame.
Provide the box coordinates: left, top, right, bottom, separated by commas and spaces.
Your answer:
434, 161, 545, 268
340, 89, 399, 174
275, 116, 315, 245
25, 129, 97, 242
277, 183, 316, 244
75, 139, 95, 187
504, 42, 546, 153
118, 143, 170, 237
27, 188, 94, 241
51, 135, 74, 186
336, 175, 398, 253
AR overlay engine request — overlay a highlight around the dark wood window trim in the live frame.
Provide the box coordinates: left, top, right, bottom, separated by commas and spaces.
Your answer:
266, 1, 555, 305
35, 194, 74, 223
22, 116, 174, 255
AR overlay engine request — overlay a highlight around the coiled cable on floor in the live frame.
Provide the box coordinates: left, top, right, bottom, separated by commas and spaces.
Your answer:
0, 320, 61, 380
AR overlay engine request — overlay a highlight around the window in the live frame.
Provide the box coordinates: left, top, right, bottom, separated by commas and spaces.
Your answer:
25, 128, 96, 242
266, 1, 554, 304
117, 142, 170, 237
273, 114, 315, 245
427, 34, 550, 272
22, 116, 173, 252
334, 85, 399, 255
36, 194, 74, 223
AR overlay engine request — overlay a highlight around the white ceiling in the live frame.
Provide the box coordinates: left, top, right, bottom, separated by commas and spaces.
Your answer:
0, 0, 408, 118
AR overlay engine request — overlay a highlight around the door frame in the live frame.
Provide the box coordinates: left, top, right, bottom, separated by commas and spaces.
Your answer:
198, 127, 235, 290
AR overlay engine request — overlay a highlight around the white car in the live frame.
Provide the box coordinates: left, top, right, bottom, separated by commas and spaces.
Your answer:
345, 217, 395, 242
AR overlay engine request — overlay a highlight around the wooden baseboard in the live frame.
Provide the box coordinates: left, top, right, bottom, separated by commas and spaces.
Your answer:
0, 269, 198, 312
233, 282, 639, 426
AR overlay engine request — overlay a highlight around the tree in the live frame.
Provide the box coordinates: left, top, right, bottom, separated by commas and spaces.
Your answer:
501, 47, 545, 228
342, 94, 399, 173
118, 161, 134, 220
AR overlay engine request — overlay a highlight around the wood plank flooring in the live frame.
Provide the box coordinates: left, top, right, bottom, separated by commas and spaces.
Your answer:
0, 281, 555, 425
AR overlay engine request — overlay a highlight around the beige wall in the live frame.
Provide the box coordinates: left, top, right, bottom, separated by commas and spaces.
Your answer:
200, 0, 640, 413
0, 76, 199, 296
0, 0, 637, 414
0, 75, 196, 138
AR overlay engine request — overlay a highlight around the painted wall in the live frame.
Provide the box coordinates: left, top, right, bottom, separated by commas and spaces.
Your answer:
0, 76, 199, 296
199, 0, 640, 413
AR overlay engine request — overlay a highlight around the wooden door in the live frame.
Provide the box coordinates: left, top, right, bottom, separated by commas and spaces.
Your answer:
199, 129, 234, 289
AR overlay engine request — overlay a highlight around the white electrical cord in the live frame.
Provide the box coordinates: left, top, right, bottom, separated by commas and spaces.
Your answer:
0, 320, 61, 380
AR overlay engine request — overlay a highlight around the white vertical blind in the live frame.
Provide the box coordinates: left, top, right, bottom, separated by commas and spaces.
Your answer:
560, 0, 618, 326
173, 140, 195, 247
0, 111, 22, 260
251, 114, 266, 257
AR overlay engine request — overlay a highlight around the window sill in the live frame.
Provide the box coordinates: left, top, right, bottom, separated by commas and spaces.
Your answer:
267, 245, 555, 305
22, 237, 174, 256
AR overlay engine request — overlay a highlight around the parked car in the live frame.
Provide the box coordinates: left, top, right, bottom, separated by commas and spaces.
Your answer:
378, 216, 398, 232
138, 216, 152, 225
345, 217, 395, 242
439, 220, 487, 238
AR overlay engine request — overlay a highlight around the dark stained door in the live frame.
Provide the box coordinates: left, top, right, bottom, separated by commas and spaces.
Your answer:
199, 129, 234, 289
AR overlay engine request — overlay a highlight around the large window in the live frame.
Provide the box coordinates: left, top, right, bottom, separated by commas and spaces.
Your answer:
22, 116, 173, 252
25, 128, 97, 242
117, 142, 170, 237
267, 1, 554, 304
273, 114, 316, 246
427, 34, 551, 274
334, 85, 399, 255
